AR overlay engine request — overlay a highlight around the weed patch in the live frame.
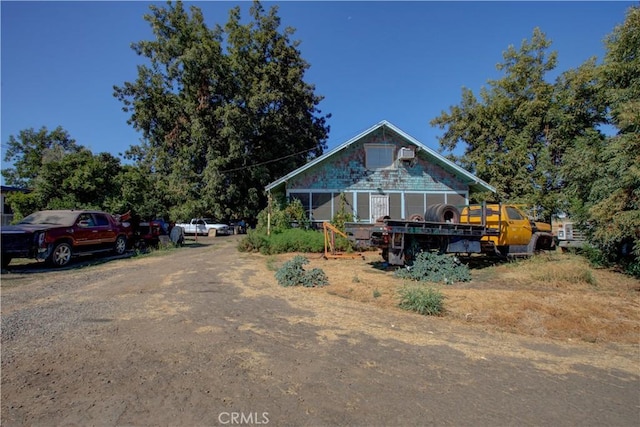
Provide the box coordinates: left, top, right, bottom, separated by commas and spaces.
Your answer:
398, 285, 444, 315
275, 255, 329, 287
395, 252, 471, 284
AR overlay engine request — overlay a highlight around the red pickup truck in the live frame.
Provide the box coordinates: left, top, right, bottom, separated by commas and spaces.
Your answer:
1, 210, 132, 268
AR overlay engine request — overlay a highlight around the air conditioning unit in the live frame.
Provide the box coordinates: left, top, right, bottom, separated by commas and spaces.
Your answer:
397, 147, 415, 161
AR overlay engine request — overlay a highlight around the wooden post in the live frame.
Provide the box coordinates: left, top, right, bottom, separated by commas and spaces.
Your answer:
267, 192, 272, 236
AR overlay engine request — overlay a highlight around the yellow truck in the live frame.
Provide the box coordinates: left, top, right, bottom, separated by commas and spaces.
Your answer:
459, 204, 555, 258
345, 203, 555, 265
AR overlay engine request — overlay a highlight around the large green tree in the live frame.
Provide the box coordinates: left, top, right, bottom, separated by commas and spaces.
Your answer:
430, 29, 608, 218
3, 135, 127, 220
563, 6, 640, 263
431, 29, 558, 210
114, 1, 329, 222
2, 126, 82, 188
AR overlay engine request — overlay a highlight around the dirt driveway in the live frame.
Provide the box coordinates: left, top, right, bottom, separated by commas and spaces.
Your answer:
1, 236, 638, 426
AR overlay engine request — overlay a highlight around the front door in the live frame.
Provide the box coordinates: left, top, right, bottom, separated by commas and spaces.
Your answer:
370, 194, 389, 222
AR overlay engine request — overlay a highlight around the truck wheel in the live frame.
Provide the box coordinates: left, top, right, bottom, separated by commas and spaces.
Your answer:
114, 235, 127, 255
48, 242, 72, 267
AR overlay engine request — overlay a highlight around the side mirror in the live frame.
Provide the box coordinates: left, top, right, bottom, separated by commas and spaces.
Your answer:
78, 220, 90, 227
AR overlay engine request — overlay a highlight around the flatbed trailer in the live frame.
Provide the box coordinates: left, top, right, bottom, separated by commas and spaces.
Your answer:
345, 204, 501, 265
345, 203, 554, 266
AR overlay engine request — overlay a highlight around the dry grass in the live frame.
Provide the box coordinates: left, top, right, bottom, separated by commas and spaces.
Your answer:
265, 250, 640, 345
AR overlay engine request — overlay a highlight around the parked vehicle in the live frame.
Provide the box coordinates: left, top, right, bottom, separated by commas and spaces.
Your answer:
345, 203, 555, 266
132, 219, 184, 249
552, 217, 587, 251
174, 218, 232, 236
1, 210, 132, 268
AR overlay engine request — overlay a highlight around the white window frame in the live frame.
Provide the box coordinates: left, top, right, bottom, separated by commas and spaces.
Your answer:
365, 144, 395, 169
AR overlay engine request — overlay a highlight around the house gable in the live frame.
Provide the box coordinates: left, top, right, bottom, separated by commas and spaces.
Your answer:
286, 128, 468, 193
265, 120, 495, 223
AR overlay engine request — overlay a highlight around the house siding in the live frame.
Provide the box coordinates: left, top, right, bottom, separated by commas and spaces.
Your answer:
287, 131, 466, 193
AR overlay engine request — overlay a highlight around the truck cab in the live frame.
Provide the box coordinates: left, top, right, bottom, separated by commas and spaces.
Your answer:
460, 204, 554, 256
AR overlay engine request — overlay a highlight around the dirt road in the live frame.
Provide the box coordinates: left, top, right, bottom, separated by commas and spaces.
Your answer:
2, 236, 638, 426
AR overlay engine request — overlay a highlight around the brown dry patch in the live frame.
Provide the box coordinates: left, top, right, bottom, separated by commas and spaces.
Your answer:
263, 250, 640, 345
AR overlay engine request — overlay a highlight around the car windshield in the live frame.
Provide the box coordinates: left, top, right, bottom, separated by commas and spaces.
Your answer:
18, 211, 79, 227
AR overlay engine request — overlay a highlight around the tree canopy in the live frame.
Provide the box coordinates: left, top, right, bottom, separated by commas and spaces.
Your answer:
565, 6, 640, 261
431, 6, 639, 269
1, 126, 127, 219
2, 126, 82, 188
113, 0, 329, 222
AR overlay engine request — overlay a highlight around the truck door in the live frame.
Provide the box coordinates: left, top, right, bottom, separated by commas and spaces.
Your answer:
196, 219, 206, 235
370, 195, 389, 223
502, 206, 532, 246
92, 213, 116, 248
75, 213, 101, 249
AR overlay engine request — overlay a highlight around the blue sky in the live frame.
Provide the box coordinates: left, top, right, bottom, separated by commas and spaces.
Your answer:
1, 1, 634, 184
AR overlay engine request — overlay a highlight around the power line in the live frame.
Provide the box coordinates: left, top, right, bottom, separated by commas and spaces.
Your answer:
219, 146, 318, 174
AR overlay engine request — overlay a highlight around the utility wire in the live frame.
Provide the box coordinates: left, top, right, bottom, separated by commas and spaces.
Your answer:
219, 146, 318, 174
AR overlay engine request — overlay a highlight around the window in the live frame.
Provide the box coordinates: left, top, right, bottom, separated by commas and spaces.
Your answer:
77, 213, 95, 227
289, 193, 311, 219
405, 193, 425, 218
447, 193, 466, 207
506, 206, 525, 220
312, 193, 332, 221
94, 214, 110, 226
389, 193, 401, 219
365, 145, 394, 169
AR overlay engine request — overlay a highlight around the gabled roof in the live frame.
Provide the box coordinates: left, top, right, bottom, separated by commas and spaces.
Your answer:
265, 120, 496, 193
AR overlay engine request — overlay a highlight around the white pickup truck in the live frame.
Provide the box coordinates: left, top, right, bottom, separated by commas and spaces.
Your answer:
174, 218, 232, 236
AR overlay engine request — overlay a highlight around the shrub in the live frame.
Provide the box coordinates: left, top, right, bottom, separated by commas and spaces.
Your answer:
238, 228, 351, 255
237, 230, 269, 253
267, 228, 326, 253
395, 252, 471, 284
275, 255, 329, 287
398, 285, 444, 315
331, 193, 354, 232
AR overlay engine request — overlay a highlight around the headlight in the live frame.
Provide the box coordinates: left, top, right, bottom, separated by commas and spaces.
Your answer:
37, 232, 46, 246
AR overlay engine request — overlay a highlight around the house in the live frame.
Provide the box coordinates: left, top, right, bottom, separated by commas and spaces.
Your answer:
265, 120, 496, 224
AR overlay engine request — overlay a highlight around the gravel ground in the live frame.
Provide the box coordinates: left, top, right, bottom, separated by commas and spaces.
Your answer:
2, 236, 639, 426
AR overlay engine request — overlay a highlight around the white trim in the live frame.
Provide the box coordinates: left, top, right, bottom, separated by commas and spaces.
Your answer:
285, 189, 471, 223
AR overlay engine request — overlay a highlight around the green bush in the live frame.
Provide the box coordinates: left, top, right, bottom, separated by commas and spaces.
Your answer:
581, 244, 612, 268
254, 199, 311, 235
237, 230, 270, 253
398, 285, 444, 315
238, 228, 352, 255
275, 255, 329, 287
395, 252, 471, 284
